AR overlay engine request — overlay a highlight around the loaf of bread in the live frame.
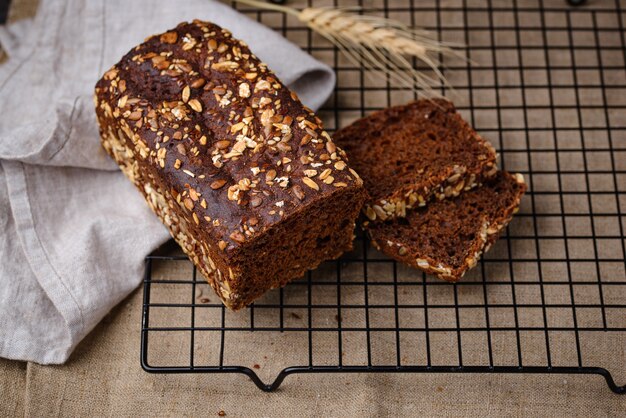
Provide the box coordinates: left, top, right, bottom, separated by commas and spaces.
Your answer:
94, 20, 366, 309
333, 99, 497, 223
368, 171, 526, 281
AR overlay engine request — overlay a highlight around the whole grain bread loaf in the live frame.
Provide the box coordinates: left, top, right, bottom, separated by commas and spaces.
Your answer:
368, 171, 526, 281
95, 20, 366, 310
333, 99, 497, 223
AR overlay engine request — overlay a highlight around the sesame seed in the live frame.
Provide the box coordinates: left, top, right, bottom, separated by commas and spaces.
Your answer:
182, 169, 195, 177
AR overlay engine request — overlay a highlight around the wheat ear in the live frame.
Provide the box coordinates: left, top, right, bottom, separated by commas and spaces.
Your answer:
230, 0, 463, 96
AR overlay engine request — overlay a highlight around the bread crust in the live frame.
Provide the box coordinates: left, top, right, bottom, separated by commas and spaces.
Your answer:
95, 20, 366, 309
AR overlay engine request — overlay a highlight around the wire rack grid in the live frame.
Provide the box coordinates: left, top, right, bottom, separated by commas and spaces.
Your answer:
140, 0, 626, 393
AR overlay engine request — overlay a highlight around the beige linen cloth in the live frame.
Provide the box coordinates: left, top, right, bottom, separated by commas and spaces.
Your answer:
0, 0, 335, 364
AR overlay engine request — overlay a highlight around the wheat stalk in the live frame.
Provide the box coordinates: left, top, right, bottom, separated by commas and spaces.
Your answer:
229, 0, 463, 96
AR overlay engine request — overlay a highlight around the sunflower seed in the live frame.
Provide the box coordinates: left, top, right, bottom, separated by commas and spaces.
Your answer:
160, 32, 178, 44
302, 177, 319, 190
230, 231, 245, 243
265, 169, 277, 182
188, 99, 202, 112
210, 179, 227, 189
216, 140, 231, 150
182, 86, 190, 103
190, 78, 206, 88
292, 185, 305, 200
128, 111, 142, 120
416, 259, 430, 268
319, 168, 332, 180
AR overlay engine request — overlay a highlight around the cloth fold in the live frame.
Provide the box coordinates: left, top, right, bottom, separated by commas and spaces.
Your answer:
0, 0, 335, 364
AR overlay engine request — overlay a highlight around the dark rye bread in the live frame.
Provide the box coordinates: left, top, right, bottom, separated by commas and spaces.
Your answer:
333, 99, 497, 223
368, 171, 526, 281
95, 20, 366, 310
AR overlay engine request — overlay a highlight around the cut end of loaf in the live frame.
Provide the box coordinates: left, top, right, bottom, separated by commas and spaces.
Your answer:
216, 185, 365, 310
333, 98, 498, 223
368, 171, 527, 281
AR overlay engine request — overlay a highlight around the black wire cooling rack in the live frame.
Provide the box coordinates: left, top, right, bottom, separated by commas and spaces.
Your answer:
140, 0, 626, 393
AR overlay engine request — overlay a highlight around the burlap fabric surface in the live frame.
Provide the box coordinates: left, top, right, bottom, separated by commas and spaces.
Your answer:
2, 0, 626, 416
1, 285, 624, 417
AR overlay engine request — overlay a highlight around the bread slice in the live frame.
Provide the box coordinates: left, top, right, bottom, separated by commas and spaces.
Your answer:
367, 171, 526, 281
333, 99, 497, 223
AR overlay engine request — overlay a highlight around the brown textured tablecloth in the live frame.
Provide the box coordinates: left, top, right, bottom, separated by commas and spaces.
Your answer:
2, 0, 626, 416
1, 286, 624, 417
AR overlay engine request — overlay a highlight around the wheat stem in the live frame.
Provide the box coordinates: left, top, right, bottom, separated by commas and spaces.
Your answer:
229, 1, 464, 95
